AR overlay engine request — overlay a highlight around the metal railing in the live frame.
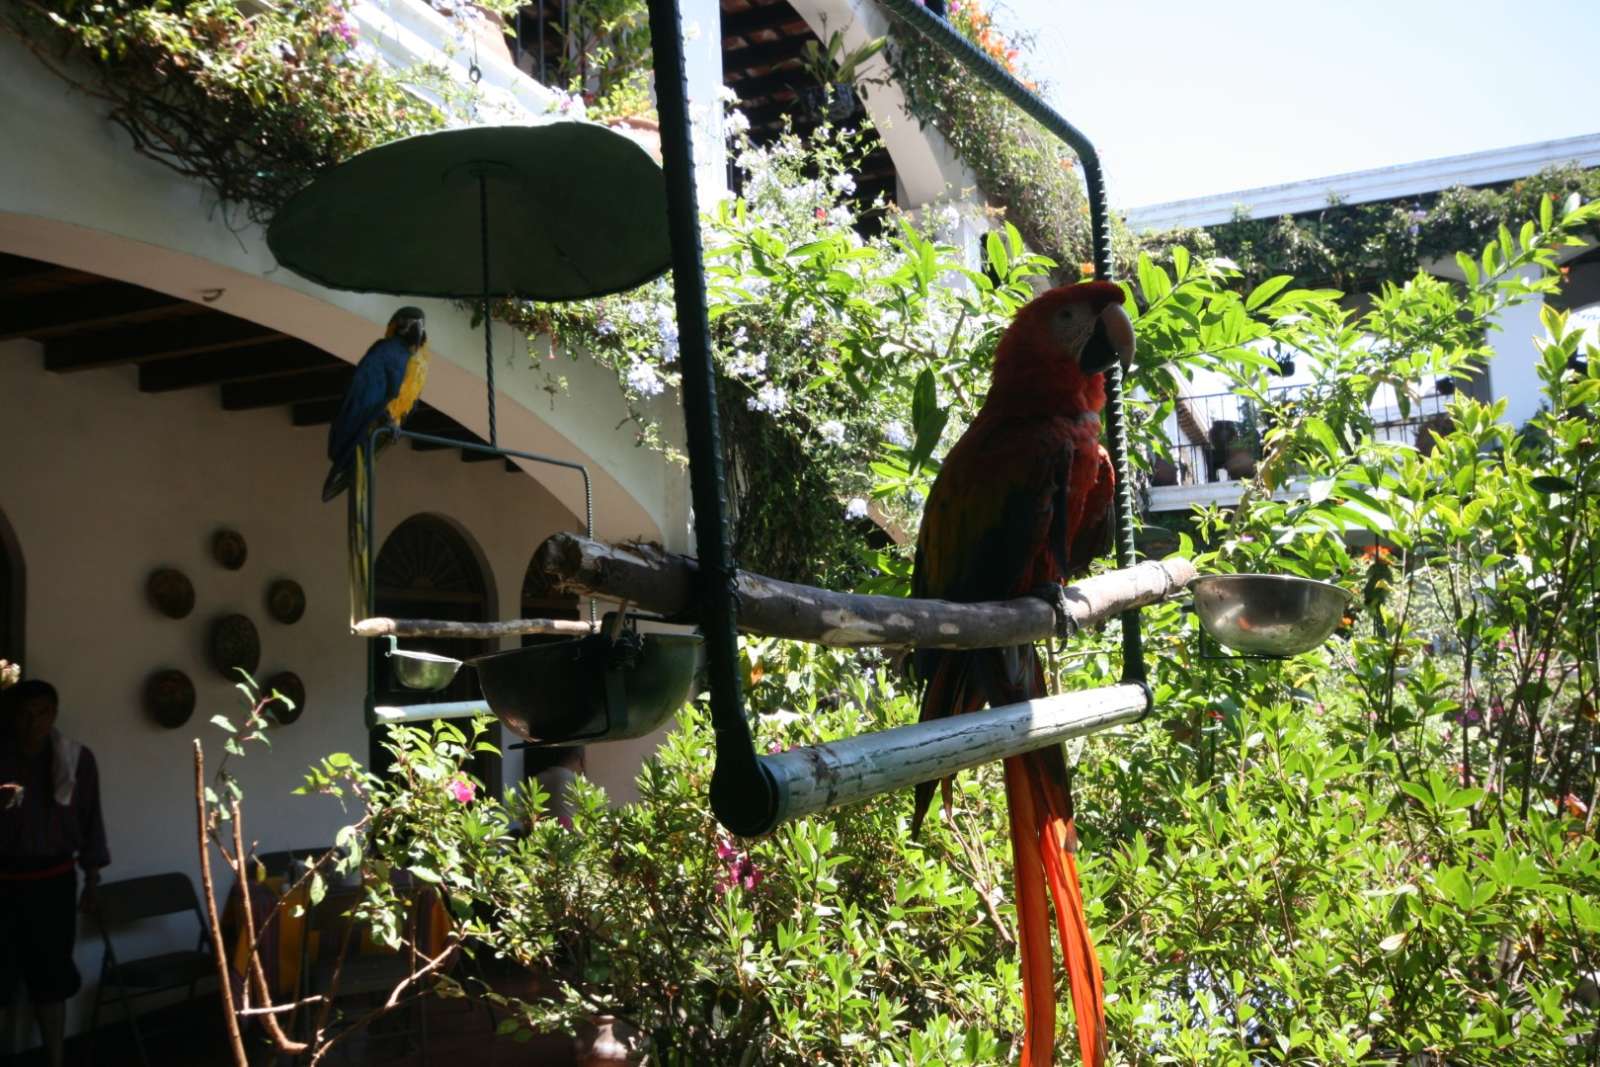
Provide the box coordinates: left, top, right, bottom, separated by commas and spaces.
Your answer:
1153, 385, 1453, 490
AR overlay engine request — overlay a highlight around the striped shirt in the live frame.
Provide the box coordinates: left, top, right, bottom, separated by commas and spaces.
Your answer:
0, 739, 110, 876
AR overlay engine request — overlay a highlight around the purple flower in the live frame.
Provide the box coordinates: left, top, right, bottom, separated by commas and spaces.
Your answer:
448, 777, 476, 804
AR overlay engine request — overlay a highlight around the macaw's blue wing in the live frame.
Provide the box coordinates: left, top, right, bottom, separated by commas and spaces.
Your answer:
321, 338, 413, 502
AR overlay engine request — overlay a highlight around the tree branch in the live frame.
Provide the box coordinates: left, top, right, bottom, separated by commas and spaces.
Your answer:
534, 532, 1196, 649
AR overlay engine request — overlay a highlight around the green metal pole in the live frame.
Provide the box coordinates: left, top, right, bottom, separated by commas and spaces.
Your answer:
646, 0, 777, 834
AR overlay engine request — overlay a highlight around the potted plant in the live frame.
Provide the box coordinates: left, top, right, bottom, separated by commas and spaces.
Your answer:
798, 29, 887, 123
1224, 404, 1261, 480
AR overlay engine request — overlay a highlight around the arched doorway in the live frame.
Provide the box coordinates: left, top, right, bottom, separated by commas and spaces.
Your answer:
371, 514, 499, 794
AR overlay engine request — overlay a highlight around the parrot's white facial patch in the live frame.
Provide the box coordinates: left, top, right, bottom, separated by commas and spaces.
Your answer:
1048, 301, 1098, 363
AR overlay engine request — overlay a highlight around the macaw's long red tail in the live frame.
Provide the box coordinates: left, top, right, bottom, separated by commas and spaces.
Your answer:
1004, 746, 1106, 1067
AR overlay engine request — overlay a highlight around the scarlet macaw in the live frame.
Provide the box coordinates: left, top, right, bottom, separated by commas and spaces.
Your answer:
912, 281, 1134, 1067
320, 306, 431, 501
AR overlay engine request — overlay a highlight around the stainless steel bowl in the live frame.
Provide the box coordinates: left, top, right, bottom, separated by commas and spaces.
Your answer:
471, 632, 703, 744
1189, 574, 1352, 657
386, 637, 464, 691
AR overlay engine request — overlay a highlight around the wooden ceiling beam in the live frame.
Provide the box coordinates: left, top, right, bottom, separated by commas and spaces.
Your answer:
221, 366, 352, 410
136, 341, 340, 392
722, 2, 804, 41
723, 34, 809, 73
45, 315, 283, 372
0, 254, 87, 291
725, 68, 805, 101
0, 283, 192, 341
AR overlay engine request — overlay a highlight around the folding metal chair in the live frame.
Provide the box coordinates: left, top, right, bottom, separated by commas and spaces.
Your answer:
89, 872, 215, 1067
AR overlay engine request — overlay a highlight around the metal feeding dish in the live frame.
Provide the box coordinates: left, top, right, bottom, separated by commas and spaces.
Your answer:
1189, 574, 1352, 657
386, 637, 464, 691
471, 628, 702, 745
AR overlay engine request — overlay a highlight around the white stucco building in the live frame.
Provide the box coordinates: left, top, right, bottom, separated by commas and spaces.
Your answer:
1125, 134, 1600, 518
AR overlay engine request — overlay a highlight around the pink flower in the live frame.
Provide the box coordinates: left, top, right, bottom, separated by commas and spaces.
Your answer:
447, 777, 476, 804
713, 835, 762, 894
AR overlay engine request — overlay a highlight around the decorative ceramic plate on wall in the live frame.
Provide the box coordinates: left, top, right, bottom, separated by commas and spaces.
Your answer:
144, 669, 196, 729
146, 567, 195, 619
264, 670, 306, 725
266, 579, 306, 625
209, 614, 261, 679
212, 528, 248, 570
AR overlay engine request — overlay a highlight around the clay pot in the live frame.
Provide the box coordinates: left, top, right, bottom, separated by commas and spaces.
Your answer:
1223, 444, 1257, 480
573, 1014, 638, 1066
1150, 456, 1179, 487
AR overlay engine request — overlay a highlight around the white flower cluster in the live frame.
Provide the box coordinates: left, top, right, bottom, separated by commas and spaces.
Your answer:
726, 350, 767, 379
626, 360, 664, 398
747, 383, 788, 414
884, 421, 910, 448
655, 305, 679, 363
818, 419, 846, 445
845, 497, 870, 520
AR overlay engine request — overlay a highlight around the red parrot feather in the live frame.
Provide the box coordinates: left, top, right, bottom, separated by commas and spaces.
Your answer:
912, 281, 1131, 1067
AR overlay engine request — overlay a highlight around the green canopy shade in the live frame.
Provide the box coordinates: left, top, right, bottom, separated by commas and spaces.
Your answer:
267, 122, 671, 302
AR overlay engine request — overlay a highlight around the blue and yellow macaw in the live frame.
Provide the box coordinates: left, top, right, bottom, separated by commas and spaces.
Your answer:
321, 306, 432, 502
328, 308, 430, 623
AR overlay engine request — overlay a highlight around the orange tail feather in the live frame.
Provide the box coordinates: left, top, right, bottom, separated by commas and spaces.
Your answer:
1005, 752, 1107, 1067
1004, 756, 1057, 1067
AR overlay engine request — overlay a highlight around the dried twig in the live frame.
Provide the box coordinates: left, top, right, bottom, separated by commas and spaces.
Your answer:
194, 741, 249, 1067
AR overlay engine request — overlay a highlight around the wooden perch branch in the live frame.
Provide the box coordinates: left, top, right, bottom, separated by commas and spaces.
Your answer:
352, 616, 595, 639
535, 533, 1196, 650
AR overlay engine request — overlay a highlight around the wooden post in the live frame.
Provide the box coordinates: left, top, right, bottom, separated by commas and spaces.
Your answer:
535, 533, 1196, 650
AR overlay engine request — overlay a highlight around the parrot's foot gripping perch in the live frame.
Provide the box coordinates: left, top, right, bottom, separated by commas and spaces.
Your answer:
1030, 582, 1081, 642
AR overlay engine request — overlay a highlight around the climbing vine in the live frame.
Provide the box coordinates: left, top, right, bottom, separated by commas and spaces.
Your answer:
884, 0, 1101, 276
1, 0, 529, 226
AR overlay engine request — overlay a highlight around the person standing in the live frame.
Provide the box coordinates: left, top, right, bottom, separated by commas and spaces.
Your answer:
0, 677, 110, 1067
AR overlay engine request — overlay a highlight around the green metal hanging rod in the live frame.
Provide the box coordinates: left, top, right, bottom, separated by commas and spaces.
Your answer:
644, 0, 1149, 838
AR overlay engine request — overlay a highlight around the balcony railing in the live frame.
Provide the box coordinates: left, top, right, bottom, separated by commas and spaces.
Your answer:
1151, 384, 1453, 490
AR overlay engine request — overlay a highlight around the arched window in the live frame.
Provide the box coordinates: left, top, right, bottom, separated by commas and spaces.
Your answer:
371, 515, 498, 793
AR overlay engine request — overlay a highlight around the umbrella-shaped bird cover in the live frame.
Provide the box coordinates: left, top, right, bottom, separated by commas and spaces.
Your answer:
267, 122, 671, 302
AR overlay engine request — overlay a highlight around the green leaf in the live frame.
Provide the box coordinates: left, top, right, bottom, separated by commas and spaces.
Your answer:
984, 230, 1008, 277
907, 368, 948, 474
210, 715, 237, 734
1302, 416, 1342, 459
1136, 254, 1171, 304
1245, 274, 1294, 312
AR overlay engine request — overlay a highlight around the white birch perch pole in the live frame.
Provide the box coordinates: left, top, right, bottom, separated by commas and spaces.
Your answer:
765, 684, 1150, 824
534, 533, 1196, 650
352, 617, 595, 639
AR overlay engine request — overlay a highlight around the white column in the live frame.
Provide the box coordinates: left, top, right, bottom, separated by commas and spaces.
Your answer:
679, 0, 728, 202
1486, 266, 1548, 429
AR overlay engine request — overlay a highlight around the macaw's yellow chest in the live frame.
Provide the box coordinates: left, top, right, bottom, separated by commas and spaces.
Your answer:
386, 347, 431, 424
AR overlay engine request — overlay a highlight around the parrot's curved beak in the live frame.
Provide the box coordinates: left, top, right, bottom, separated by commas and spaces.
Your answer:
1079, 302, 1136, 375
